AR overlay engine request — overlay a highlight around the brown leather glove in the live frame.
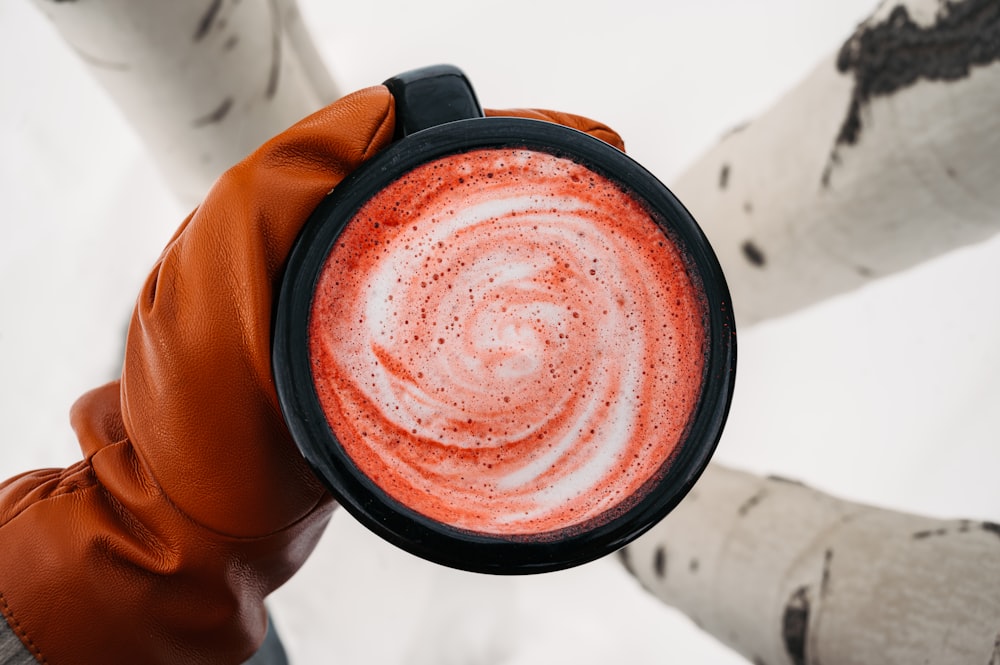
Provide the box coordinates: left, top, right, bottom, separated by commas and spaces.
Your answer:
0, 85, 623, 664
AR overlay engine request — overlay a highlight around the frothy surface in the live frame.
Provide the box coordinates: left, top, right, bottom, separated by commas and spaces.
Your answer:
309, 148, 706, 536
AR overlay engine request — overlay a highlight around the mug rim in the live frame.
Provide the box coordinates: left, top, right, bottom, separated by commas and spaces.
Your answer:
273, 116, 736, 574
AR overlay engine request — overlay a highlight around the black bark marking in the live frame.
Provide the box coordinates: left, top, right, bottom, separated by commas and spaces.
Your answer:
719, 163, 731, 190
192, 96, 234, 127
195, 0, 224, 42
617, 547, 637, 576
654, 546, 667, 579
689, 558, 700, 573
743, 201, 753, 214
820, 548, 833, 596
782, 586, 811, 665
224, 35, 240, 51
836, 0, 1000, 146
820, 153, 839, 188
752, 658, 769, 665
825, 0, 1000, 186
988, 632, 1000, 665
912, 522, 1000, 540
71, 46, 130, 72
741, 240, 766, 267
737, 488, 768, 516
856, 264, 874, 277
266, 0, 282, 99
723, 120, 750, 138
767, 474, 806, 486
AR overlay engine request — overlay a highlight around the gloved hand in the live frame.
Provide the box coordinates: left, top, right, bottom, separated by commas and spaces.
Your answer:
0, 85, 623, 664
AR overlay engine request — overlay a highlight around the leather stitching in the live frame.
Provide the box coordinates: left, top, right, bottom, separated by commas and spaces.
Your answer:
0, 591, 47, 664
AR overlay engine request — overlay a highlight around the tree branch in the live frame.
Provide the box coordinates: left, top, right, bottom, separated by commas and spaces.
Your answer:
622, 464, 1000, 665
671, 0, 1000, 326
30, 0, 337, 206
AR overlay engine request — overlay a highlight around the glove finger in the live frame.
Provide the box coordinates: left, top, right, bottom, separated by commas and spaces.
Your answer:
485, 107, 626, 152
122, 86, 395, 538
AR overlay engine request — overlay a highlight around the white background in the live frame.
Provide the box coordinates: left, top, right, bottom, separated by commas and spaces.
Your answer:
1, 1, 998, 663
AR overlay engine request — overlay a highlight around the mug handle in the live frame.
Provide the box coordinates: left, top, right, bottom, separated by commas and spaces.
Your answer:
383, 64, 485, 139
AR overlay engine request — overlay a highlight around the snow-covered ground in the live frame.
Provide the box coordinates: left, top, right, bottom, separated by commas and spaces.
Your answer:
2, 1, 998, 663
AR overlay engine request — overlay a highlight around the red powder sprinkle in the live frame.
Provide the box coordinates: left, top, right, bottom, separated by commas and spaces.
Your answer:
309, 148, 706, 537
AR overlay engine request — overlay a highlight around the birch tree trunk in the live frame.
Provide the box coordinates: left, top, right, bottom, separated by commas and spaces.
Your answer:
30, 0, 338, 206
672, 0, 1000, 326
620, 465, 1000, 665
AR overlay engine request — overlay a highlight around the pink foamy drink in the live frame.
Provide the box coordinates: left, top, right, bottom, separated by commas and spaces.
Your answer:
308, 148, 707, 537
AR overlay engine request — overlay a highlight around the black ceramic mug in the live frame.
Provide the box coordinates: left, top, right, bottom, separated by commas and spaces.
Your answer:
273, 65, 735, 574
